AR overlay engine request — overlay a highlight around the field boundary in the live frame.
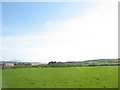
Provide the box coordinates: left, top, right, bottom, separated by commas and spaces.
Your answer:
1, 88, 119, 90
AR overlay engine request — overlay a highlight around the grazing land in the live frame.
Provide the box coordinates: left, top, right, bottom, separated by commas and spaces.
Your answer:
2, 66, 118, 88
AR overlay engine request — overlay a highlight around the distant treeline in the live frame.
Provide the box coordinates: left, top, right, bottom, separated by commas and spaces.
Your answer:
41, 63, 120, 68
2, 59, 120, 69
2, 63, 120, 69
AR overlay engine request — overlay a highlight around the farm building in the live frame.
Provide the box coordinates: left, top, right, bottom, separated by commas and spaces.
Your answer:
2, 62, 32, 69
3, 63, 15, 67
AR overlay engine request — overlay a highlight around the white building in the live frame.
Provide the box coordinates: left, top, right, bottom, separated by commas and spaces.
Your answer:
3, 63, 15, 67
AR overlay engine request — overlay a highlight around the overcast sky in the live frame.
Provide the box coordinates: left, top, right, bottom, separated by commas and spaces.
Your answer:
2, 0, 118, 62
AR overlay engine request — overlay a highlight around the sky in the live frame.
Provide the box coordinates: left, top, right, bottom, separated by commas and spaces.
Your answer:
2, 0, 118, 63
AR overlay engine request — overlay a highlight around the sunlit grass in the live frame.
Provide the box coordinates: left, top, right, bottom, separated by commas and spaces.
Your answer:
2, 66, 118, 88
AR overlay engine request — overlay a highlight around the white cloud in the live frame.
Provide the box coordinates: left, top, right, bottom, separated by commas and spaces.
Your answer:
2, 0, 118, 62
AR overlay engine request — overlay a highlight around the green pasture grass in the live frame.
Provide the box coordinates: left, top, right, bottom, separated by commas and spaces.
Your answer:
0, 69, 2, 89
2, 66, 118, 88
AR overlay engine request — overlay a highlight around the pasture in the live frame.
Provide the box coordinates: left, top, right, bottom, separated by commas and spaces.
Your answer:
2, 66, 118, 88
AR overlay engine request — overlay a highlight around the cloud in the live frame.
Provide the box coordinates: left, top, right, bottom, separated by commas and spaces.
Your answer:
2, 0, 118, 62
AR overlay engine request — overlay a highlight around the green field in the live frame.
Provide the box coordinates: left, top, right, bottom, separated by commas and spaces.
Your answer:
2, 66, 118, 88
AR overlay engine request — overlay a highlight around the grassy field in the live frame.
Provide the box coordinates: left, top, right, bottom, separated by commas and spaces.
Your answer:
0, 69, 2, 89
2, 66, 118, 88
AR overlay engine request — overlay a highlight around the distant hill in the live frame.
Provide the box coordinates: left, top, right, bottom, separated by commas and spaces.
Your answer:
1, 60, 27, 63
1, 60, 47, 64
64, 59, 119, 64
1, 58, 119, 64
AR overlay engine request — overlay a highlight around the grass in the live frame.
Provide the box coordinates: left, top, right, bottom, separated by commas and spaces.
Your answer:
0, 69, 2, 89
2, 66, 118, 88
